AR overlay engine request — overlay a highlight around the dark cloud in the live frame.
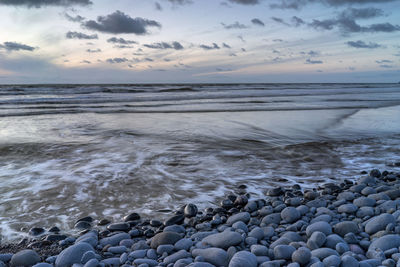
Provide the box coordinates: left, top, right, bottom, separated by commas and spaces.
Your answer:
83, 10, 161, 35
376, 59, 393, 63
86, 48, 101, 53
305, 58, 323, 64
222, 22, 248, 29
238, 35, 246, 43
80, 60, 91, 64
0, 41, 36, 51
273, 39, 283, 42
143, 41, 184, 50
228, 0, 260, 5
341, 7, 384, 19
166, 0, 192, 5
367, 23, 400, 32
66, 31, 98, 39
300, 50, 319, 56
347, 40, 381, 48
291, 16, 305, 26
0, 0, 92, 8
107, 37, 137, 45
270, 0, 395, 10
64, 13, 85, 22
222, 43, 231, 48
155, 2, 162, 10
271, 17, 289, 26
106, 57, 129, 64
380, 64, 394, 68
199, 43, 220, 50
251, 18, 265, 26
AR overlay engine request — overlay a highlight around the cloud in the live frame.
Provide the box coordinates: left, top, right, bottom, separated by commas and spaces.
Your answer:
305, 58, 323, 64
270, 0, 396, 9
155, 2, 162, 10
114, 45, 134, 49
251, 18, 265, 26
80, 60, 91, 64
199, 43, 220, 50
228, 0, 260, 5
86, 48, 101, 53
222, 22, 248, 29
301, 50, 319, 56
64, 13, 85, 22
347, 40, 381, 48
107, 37, 137, 45
66, 31, 98, 39
271, 17, 289, 26
106, 57, 129, 64
83, 10, 161, 35
380, 64, 394, 68
341, 7, 384, 19
291, 16, 305, 26
143, 41, 184, 50
0, 0, 92, 8
376, 59, 393, 63
0, 41, 36, 52
222, 43, 231, 48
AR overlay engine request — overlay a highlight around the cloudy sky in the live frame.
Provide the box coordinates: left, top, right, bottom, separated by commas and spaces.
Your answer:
0, 0, 399, 83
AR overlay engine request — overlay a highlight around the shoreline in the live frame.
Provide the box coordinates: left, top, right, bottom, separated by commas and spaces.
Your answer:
1, 168, 400, 267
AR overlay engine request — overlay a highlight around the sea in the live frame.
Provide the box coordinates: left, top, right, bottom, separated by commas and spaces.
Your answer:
0, 83, 400, 240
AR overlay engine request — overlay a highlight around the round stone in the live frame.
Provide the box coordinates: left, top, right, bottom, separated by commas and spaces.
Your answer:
281, 207, 301, 223
106, 222, 130, 232
353, 197, 376, 207
10, 250, 40, 267
123, 212, 140, 222
150, 232, 182, 249
334, 221, 359, 237
291, 247, 311, 265
337, 204, 358, 214
55, 243, 94, 267
202, 231, 243, 249
365, 213, 395, 235
229, 251, 257, 267
306, 221, 332, 237
322, 255, 341, 267
274, 245, 296, 260
184, 204, 198, 218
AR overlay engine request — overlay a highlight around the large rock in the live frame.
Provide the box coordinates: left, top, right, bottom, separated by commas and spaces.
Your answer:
306, 221, 332, 237
365, 213, 395, 235
334, 221, 359, 237
226, 212, 250, 226
192, 248, 229, 267
10, 250, 40, 267
229, 251, 257, 267
55, 243, 94, 267
202, 231, 243, 249
368, 235, 400, 252
151, 232, 182, 249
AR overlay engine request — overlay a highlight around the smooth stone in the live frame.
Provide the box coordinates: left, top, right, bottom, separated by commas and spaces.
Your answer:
292, 247, 311, 265
0, 254, 13, 263
133, 259, 158, 266
251, 245, 269, 256
33, 264, 53, 267
123, 212, 140, 222
75, 231, 98, 247
311, 248, 339, 260
165, 214, 185, 226
226, 212, 251, 226
157, 244, 174, 255
184, 204, 198, 217
192, 248, 229, 267
338, 192, 355, 201
10, 250, 40, 267
100, 258, 120, 266
202, 231, 242, 249
229, 251, 257, 267
341, 255, 359, 267
357, 207, 375, 218
336, 242, 349, 254
175, 238, 193, 251
248, 227, 264, 241
287, 263, 300, 267
310, 214, 332, 224
334, 221, 360, 237
128, 250, 147, 259
309, 231, 326, 248
337, 204, 358, 214
147, 249, 157, 260
80, 251, 96, 264
358, 176, 376, 185
164, 250, 191, 265
164, 225, 186, 234
188, 263, 216, 267
365, 213, 395, 235
150, 232, 182, 249
99, 233, 130, 246
368, 234, 400, 252
55, 243, 94, 267
323, 255, 341, 267
281, 207, 301, 223
74, 221, 91, 230
260, 260, 286, 267
274, 245, 296, 260
119, 239, 134, 248
83, 259, 99, 267
353, 197, 376, 207
107, 222, 130, 232
232, 221, 248, 233
306, 221, 332, 237
108, 246, 127, 254
261, 213, 281, 225
29, 227, 45, 236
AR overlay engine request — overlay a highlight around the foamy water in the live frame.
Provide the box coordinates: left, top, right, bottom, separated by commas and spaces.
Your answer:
0, 83, 399, 240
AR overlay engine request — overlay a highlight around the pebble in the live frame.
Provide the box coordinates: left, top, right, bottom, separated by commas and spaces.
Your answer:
365, 213, 396, 235
99, 233, 130, 246
55, 243, 94, 267
106, 222, 130, 232
306, 221, 332, 237
229, 251, 257, 267
202, 231, 243, 249
281, 207, 301, 223
291, 247, 311, 265
150, 232, 182, 249
192, 248, 229, 267
334, 221, 360, 237
274, 245, 296, 260
163, 250, 191, 265
226, 212, 251, 226
10, 250, 40, 267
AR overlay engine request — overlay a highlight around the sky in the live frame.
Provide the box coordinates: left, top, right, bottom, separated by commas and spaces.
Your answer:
0, 0, 399, 83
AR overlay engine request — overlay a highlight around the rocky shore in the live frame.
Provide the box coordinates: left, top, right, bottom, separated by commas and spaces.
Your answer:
1, 168, 400, 267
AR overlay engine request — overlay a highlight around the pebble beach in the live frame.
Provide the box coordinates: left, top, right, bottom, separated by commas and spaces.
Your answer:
1, 167, 400, 267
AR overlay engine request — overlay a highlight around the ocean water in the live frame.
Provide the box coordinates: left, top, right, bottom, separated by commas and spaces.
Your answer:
0, 83, 400, 240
